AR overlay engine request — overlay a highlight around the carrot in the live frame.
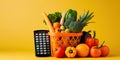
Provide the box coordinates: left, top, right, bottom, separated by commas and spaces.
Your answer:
53, 22, 61, 29
60, 12, 66, 25
42, 12, 54, 33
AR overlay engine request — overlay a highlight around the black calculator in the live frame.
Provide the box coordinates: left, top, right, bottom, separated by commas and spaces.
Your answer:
34, 30, 51, 57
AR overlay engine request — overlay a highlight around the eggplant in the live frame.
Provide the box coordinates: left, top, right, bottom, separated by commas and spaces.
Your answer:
80, 30, 91, 43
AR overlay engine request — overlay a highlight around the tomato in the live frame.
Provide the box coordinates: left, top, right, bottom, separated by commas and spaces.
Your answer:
100, 45, 110, 57
85, 37, 94, 48
76, 44, 89, 57
85, 31, 99, 48
90, 46, 101, 58
94, 39, 99, 46
100, 41, 110, 57
54, 46, 65, 58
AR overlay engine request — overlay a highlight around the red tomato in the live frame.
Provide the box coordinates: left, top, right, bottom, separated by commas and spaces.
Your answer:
90, 46, 101, 58
85, 37, 94, 48
85, 31, 99, 48
94, 39, 99, 46
54, 46, 65, 58
85, 38, 99, 48
100, 45, 110, 57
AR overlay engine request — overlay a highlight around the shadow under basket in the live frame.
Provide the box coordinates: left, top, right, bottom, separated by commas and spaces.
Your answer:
49, 32, 83, 56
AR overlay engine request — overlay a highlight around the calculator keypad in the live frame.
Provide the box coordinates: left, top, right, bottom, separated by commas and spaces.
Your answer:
34, 30, 51, 56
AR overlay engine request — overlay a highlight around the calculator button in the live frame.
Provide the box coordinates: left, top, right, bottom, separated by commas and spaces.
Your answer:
47, 47, 50, 49
40, 45, 42, 47
40, 43, 42, 44
47, 43, 49, 44
43, 40, 45, 42
44, 48, 46, 49
40, 47, 43, 49
36, 36, 38, 37
35, 33, 38, 36
46, 40, 49, 42
36, 38, 38, 40
37, 48, 39, 49
40, 40, 42, 42
40, 52, 43, 54
36, 41, 39, 42
40, 46, 43, 49
44, 50, 46, 52
40, 50, 43, 52
46, 36, 49, 38
36, 45, 39, 47
40, 45, 43, 47
37, 53, 40, 54
40, 45, 43, 48
46, 38, 49, 39
39, 33, 41, 35
43, 38, 45, 40
46, 33, 48, 35
43, 45, 46, 47
42, 33, 45, 35
43, 43, 46, 44
44, 52, 47, 54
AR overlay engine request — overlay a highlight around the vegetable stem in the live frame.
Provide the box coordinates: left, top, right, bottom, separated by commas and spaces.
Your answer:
60, 12, 66, 25
93, 31, 96, 38
100, 41, 105, 47
88, 30, 91, 33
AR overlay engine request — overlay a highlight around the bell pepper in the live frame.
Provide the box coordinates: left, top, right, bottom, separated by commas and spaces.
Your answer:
65, 47, 77, 58
65, 9, 77, 22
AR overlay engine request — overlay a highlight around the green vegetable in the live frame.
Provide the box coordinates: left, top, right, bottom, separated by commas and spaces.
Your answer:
64, 9, 94, 32
68, 21, 82, 32
43, 9, 94, 33
43, 12, 62, 25
65, 9, 77, 22
64, 17, 75, 28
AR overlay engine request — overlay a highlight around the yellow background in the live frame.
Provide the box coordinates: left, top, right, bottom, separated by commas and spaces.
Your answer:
0, 0, 120, 60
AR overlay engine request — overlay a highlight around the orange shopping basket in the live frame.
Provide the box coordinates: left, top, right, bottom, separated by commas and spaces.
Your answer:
49, 32, 83, 56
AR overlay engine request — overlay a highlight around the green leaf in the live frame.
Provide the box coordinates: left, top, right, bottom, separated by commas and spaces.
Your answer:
84, 10, 89, 20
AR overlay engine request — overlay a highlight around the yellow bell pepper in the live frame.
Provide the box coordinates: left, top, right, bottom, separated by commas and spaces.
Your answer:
65, 47, 77, 58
